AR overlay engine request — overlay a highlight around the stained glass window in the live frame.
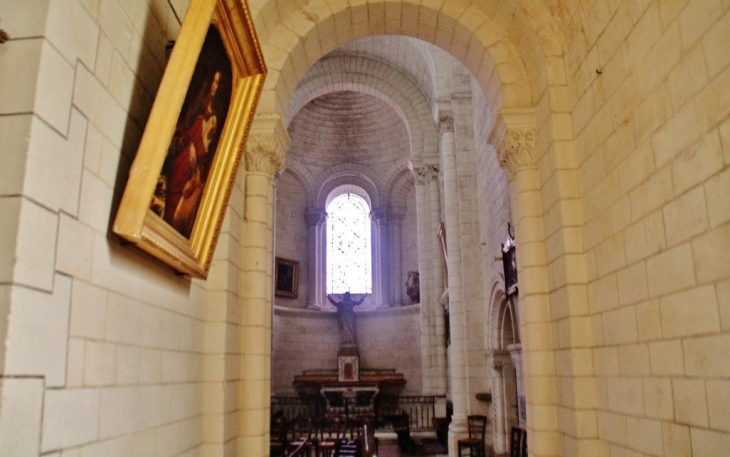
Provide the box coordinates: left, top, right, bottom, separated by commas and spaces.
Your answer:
327, 193, 372, 294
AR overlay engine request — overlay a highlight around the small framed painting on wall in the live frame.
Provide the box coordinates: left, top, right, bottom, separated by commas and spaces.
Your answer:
275, 257, 299, 298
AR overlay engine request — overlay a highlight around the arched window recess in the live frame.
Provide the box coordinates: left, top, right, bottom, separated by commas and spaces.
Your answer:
305, 182, 396, 310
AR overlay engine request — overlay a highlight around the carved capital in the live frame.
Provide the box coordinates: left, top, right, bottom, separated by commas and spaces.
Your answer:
412, 166, 429, 185
370, 208, 388, 223
411, 164, 439, 185
426, 164, 440, 182
245, 133, 285, 176
438, 113, 454, 135
304, 209, 327, 227
497, 128, 537, 176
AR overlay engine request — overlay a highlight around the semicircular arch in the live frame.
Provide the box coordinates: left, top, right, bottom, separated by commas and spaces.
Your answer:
280, 165, 314, 207
316, 164, 380, 209
254, 0, 547, 121
384, 168, 415, 209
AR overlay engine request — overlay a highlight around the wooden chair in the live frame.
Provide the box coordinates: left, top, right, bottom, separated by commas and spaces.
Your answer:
288, 416, 314, 457
510, 427, 527, 457
457, 415, 487, 457
392, 412, 423, 454
521, 429, 527, 457
270, 413, 290, 457
314, 415, 344, 457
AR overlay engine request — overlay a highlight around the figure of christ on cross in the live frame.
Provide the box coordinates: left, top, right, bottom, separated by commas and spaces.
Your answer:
328, 292, 366, 348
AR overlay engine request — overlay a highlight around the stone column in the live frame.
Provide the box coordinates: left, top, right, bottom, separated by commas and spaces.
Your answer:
388, 210, 405, 306
427, 162, 447, 396
508, 343, 525, 429
304, 209, 327, 309
238, 115, 288, 456
411, 164, 433, 392
495, 109, 558, 456
370, 208, 389, 307
489, 351, 507, 454
439, 111, 471, 454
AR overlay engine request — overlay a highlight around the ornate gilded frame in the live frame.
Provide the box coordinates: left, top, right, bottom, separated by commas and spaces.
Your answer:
113, 0, 266, 278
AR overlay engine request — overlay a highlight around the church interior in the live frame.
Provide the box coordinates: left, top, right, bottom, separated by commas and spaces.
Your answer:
1, 0, 729, 456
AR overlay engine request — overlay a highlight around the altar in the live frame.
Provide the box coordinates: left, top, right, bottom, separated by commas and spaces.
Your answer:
293, 366, 406, 417
291, 294, 408, 417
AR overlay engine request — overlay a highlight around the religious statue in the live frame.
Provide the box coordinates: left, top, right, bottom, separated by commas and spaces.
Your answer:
406, 271, 420, 303
328, 292, 365, 347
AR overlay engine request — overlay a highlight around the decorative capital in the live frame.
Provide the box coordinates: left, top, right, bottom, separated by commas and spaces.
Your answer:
497, 128, 537, 176
245, 133, 285, 176
411, 163, 439, 185
412, 166, 429, 185
370, 208, 388, 223
438, 113, 454, 135
304, 209, 327, 227
244, 113, 290, 177
426, 164, 440, 181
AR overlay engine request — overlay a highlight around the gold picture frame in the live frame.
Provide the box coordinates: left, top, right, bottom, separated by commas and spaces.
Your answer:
113, 0, 266, 278
274, 257, 299, 298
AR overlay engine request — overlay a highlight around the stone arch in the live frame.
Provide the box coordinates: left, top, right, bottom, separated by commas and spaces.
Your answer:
287, 56, 438, 158
316, 164, 380, 209
486, 278, 507, 350
300, 35, 438, 114
253, 1, 572, 452
384, 168, 415, 209
280, 165, 315, 208
253, 0, 551, 119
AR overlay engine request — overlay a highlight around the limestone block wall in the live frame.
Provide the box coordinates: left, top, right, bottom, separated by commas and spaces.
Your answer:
271, 308, 340, 395
0, 0, 242, 455
473, 80, 512, 302
555, 0, 730, 454
357, 305, 423, 394
275, 171, 309, 308
272, 305, 423, 395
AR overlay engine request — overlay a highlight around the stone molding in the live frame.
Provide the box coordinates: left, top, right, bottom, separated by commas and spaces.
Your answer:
497, 128, 537, 176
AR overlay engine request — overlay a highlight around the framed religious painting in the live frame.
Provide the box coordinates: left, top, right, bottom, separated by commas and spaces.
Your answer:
274, 257, 299, 298
113, 0, 266, 278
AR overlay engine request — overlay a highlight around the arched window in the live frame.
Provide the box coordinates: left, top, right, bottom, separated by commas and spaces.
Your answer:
327, 193, 372, 294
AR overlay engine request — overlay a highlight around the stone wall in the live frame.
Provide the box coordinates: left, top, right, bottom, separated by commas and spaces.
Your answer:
272, 305, 423, 395
274, 171, 308, 308
560, 1, 730, 454
0, 0, 247, 454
